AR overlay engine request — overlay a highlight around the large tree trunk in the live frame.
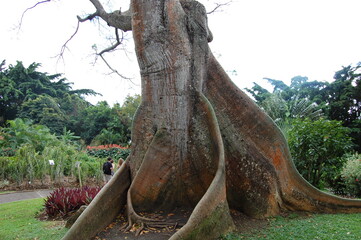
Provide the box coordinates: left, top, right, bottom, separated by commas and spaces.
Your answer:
63, 0, 361, 239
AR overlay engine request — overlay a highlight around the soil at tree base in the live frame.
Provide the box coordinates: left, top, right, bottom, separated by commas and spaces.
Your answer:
93, 209, 269, 240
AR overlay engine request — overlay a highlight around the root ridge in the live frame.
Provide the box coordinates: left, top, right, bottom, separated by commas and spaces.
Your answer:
119, 208, 190, 236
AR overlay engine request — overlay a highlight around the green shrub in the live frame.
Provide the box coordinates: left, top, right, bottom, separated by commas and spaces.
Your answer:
341, 153, 361, 197
0, 148, 16, 157
0, 119, 105, 186
72, 159, 103, 184
0, 156, 17, 182
288, 119, 354, 189
0, 118, 58, 153
0, 143, 103, 186
0, 145, 48, 184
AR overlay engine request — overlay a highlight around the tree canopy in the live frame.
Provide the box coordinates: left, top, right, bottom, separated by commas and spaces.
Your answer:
0, 60, 140, 145
0, 61, 96, 128
245, 64, 361, 151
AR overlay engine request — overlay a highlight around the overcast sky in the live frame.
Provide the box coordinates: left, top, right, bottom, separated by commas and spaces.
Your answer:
1, 0, 361, 105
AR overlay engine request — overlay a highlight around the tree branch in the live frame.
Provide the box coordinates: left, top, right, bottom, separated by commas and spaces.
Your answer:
56, 0, 134, 82
89, 29, 135, 82
96, 29, 131, 79
57, 20, 81, 62
88, 0, 132, 31
77, 12, 99, 22
98, 29, 123, 56
18, 0, 51, 30
207, 1, 232, 14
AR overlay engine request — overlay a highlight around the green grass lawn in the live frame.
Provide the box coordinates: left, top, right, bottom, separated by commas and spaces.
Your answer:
223, 213, 361, 240
1, 198, 360, 240
0, 198, 68, 240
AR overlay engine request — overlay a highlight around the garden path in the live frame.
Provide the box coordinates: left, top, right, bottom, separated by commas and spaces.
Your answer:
0, 189, 53, 204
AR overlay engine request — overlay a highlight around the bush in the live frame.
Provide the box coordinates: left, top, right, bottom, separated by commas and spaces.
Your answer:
44, 186, 101, 218
0, 144, 103, 186
86, 144, 130, 160
288, 119, 354, 189
0, 119, 105, 186
341, 153, 361, 197
0, 148, 16, 157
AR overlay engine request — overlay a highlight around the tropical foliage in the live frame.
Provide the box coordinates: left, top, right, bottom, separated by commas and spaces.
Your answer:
0, 60, 141, 146
246, 63, 361, 151
288, 119, 354, 188
341, 153, 361, 197
0, 119, 105, 186
0, 60, 96, 134
70, 94, 140, 145
0, 60, 141, 188
0, 118, 58, 153
245, 63, 361, 193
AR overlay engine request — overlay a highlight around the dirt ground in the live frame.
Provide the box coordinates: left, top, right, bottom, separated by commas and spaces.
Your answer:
92, 209, 268, 240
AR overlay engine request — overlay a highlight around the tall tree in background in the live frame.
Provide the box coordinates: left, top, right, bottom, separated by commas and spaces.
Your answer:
0, 61, 97, 134
246, 70, 361, 151
59, 1, 361, 239
328, 64, 361, 125
0, 60, 140, 144
327, 64, 361, 151
246, 76, 324, 134
72, 99, 140, 145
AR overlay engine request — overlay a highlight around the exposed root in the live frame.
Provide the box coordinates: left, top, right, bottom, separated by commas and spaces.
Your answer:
120, 188, 183, 236
169, 92, 235, 239
135, 222, 144, 236
205, 51, 361, 216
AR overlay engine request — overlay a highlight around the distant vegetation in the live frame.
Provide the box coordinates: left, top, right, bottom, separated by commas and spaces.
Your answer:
0, 60, 140, 146
0, 60, 138, 188
245, 62, 361, 196
0, 59, 360, 197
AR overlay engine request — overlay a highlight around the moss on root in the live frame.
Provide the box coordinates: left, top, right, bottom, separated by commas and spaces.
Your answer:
180, 203, 234, 240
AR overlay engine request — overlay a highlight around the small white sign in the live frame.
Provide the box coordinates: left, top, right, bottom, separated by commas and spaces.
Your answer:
48, 160, 55, 165
75, 161, 81, 168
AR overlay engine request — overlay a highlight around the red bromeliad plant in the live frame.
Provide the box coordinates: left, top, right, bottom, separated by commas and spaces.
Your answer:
44, 187, 101, 218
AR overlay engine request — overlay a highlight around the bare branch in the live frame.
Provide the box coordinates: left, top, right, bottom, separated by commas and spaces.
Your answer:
99, 54, 135, 82
77, 12, 99, 22
94, 29, 137, 83
98, 29, 123, 55
56, 0, 134, 82
56, 20, 81, 62
207, 1, 232, 14
18, 0, 51, 30
88, 0, 132, 31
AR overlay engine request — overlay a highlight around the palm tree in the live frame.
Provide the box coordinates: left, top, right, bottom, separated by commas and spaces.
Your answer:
260, 92, 323, 137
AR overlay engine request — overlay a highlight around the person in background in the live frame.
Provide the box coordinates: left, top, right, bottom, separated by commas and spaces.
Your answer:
117, 158, 124, 171
102, 157, 113, 183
